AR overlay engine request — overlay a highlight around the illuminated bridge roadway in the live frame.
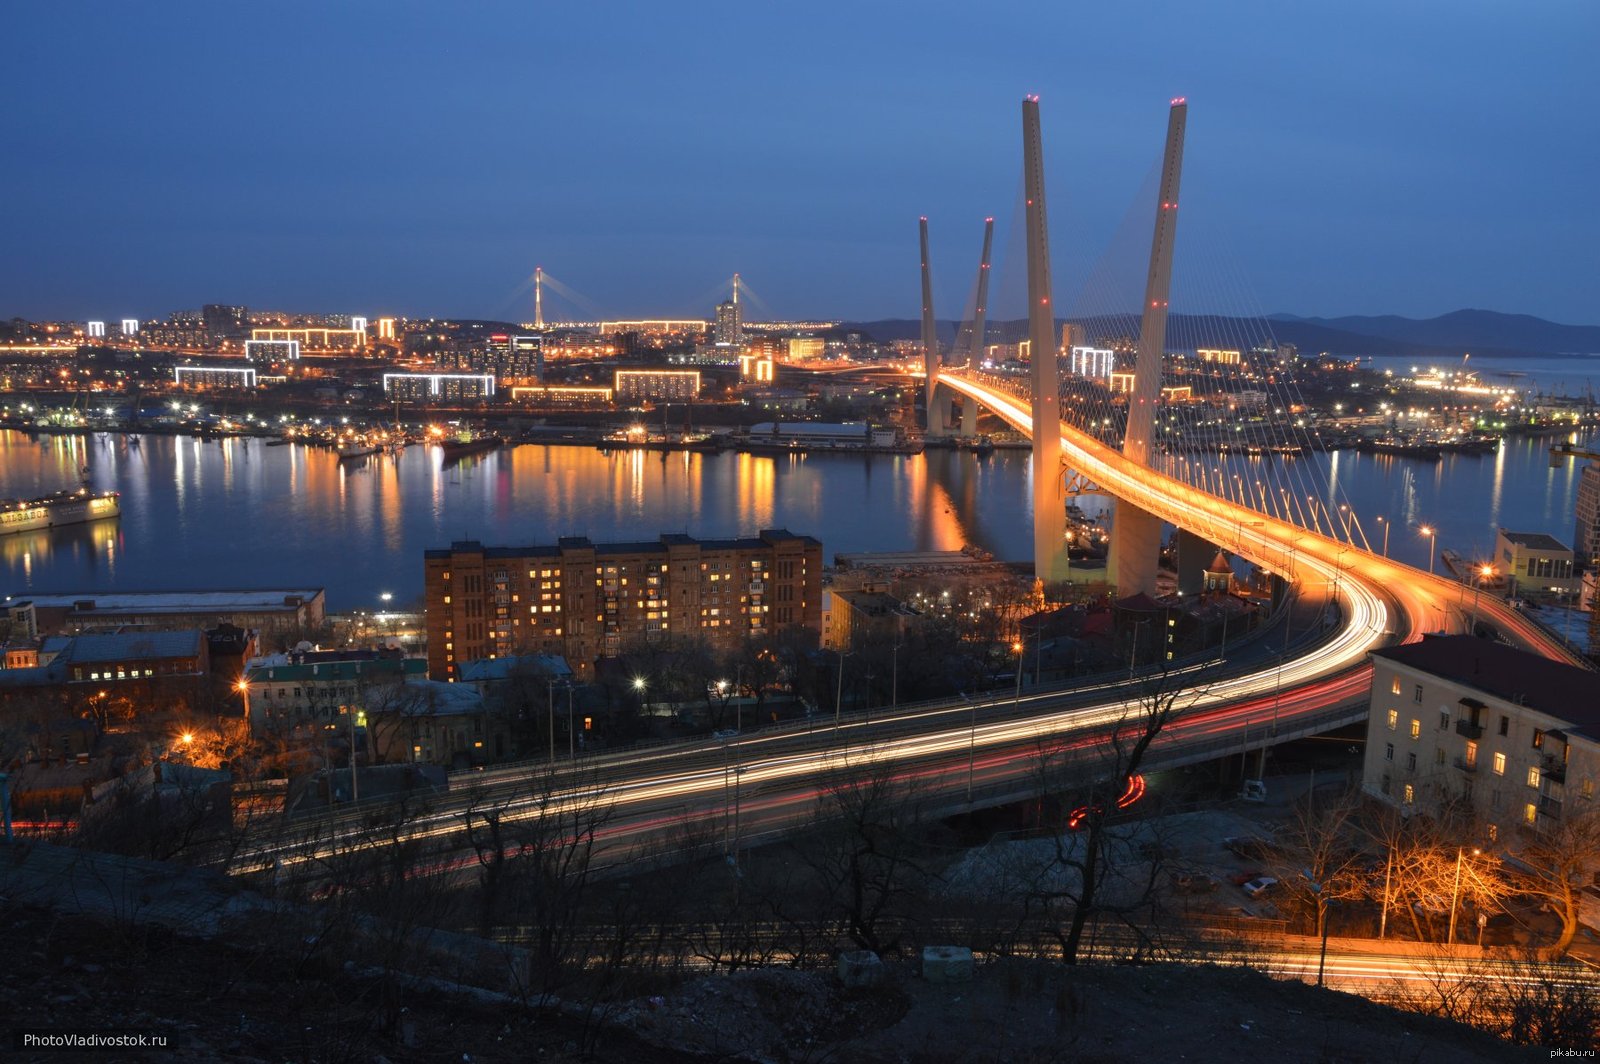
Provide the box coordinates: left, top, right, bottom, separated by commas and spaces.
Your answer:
241, 373, 1587, 876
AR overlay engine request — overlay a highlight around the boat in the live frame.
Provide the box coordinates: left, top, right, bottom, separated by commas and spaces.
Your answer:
1355, 437, 1442, 461
337, 441, 383, 462
0, 488, 121, 536
438, 433, 503, 461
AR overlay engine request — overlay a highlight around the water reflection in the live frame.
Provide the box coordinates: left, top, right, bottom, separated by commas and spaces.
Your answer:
0, 429, 1586, 609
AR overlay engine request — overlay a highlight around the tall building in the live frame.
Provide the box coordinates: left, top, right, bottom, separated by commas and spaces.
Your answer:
474, 334, 543, 380
424, 530, 822, 681
715, 300, 742, 346
1575, 460, 1600, 567
202, 304, 249, 339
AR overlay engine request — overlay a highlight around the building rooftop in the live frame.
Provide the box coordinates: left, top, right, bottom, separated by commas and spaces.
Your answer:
428, 530, 820, 560
245, 657, 425, 684
458, 654, 572, 684
1498, 530, 1570, 552
1371, 636, 1600, 740
63, 630, 203, 664
14, 589, 323, 614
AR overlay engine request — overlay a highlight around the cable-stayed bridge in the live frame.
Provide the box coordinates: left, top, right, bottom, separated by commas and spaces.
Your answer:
238, 98, 1585, 880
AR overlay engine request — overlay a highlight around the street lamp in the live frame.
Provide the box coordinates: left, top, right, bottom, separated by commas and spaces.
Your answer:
1376, 515, 1390, 558
833, 651, 851, 732
1447, 846, 1481, 946
1419, 525, 1437, 575
1469, 565, 1495, 634
1012, 640, 1024, 713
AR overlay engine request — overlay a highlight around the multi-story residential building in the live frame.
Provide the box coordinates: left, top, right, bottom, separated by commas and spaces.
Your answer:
1495, 529, 1579, 598
1574, 459, 1600, 567
381, 372, 495, 402
250, 326, 365, 353
613, 369, 700, 404
424, 530, 823, 681
1361, 635, 1599, 843
173, 365, 257, 389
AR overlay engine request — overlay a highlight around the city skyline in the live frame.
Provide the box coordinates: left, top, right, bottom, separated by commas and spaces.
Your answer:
4, 2, 1596, 324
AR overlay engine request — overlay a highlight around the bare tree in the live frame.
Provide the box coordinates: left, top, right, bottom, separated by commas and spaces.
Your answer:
1026, 665, 1202, 964
1504, 807, 1600, 956
802, 757, 932, 954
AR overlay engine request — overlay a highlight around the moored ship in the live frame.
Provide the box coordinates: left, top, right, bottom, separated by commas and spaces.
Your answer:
0, 488, 121, 536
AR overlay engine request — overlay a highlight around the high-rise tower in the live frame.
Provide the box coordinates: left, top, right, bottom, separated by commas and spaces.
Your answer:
534, 266, 545, 329
1110, 98, 1188, 597
1022, 97, 1069, 583
919, 218, 944, 435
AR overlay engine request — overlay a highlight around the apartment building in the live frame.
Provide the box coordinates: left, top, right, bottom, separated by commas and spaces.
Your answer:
424, 530, 822, 681
1361, 635, 1599, 843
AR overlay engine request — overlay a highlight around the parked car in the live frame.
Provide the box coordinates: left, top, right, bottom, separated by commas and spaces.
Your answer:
1170, 869, 1219, 894
1241, 876, 1279, 897
1229, 869, 1268, 886
1224, 836, 1277, 861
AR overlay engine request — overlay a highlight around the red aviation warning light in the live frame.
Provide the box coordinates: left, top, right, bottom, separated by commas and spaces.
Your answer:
1170, 96, 1187, 106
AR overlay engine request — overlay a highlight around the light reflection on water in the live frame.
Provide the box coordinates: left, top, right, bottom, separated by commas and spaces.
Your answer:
0, 429, 1586, 609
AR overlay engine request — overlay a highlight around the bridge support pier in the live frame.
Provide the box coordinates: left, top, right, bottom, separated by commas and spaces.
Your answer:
1175, 527, 1213, 596
1110, 502, 1164, 598
959, 393, 978, 438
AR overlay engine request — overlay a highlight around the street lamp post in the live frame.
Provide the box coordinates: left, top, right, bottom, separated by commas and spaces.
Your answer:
567, 684, 577, 760
890, 642, 901, 713
1012, 640, 1024, 713
1376, 515, 1390, 558
1447, 846, 1480, 946
1420, 525, 1437, 575
1470, 565, 1495, 634
833, 651, 851, 732
546, 678, 559, 765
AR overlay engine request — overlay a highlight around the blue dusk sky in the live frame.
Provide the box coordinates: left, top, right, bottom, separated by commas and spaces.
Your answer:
3, 1, 1596, 325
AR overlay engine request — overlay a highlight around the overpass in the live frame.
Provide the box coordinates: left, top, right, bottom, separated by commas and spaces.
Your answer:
235, 97, 1584, 880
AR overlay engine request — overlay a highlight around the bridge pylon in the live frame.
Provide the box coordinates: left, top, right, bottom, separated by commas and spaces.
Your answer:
1022, 97, 1069, 583
1110, 97, 1187, 597
959, 217, 995, 438
919, 217, 946, 436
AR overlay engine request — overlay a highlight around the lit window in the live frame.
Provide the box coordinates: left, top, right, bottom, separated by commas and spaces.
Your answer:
1532, 729, 1544, 749
1387, 709, 1398, 731
1487, 823, 1498, 841
1527, 766, 1541, 788
1409, 719, 1420, 740
1524, 803, 1537, 825
1493, 752, 1506, 775
1403, 784, 1414, 805
1390, 676, 1401, 696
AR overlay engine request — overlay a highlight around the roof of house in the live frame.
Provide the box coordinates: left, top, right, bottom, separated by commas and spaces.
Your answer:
246, 657, 425, 684
18, 589, 324, 614
428, 529, 821, 560
1207, 551, 1235, 575
63, 630, 204, 664
1498, 530, 1570, 552
1371, 635, 1600, 740
458, 654, 572, 684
